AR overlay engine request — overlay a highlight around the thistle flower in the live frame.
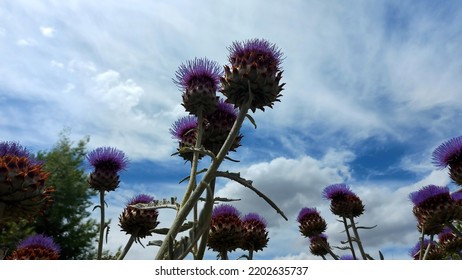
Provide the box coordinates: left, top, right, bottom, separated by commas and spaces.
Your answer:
170, 115, 199, 161
119, 194, 159, 239
207, 204, 243, 255
309, 234, 330, 257
87, 147, 128, 192
409, 185, 462, 235
322, 183, 364, 218
0, 141, 53, 224
221, 38, 285, 112
7, 234, 60, 260
438, 227, 462, 254
203, 98, 242, 154
240, 213, 269, 252
174, 57, 222, 116
409, 239, 444, 260
297, 207, 327, 238
432, 136, 462, 185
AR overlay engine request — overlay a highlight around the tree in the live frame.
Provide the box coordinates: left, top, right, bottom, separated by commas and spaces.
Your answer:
34, 130, 98, 259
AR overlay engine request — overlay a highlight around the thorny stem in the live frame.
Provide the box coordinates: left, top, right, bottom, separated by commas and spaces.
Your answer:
348, 217, 368, 260
195, 178, 216, 260
342, 216, 357, 260
422, 234, 434, 260
320, 239, 338, 260
220, 250, 229, 260
248, 246, 254, 260
118, 232, 138, 260
97, 190, 105, 260
155, 94, 253, 260
418, 230, 425, 260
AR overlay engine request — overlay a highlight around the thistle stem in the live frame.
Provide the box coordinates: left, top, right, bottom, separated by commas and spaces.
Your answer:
155, 95, 252, 260
118, 233, 137, 260
195, 178, 216, 260
422, 234, 434, 260
445, 222, 462, 237
348, 217, 367, 260
248, 246, 254, 260
97, 190, 105, 260
220, 250, 229, 260
342, 216, 357, 260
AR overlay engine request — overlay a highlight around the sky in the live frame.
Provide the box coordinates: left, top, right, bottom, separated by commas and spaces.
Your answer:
1, 0, 462, 260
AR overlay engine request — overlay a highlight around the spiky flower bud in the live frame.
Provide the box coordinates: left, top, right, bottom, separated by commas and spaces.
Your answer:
240, 213, 269, 252
0, 141, 53, 224
221, 38, 285, 112
297, 207, 327, 238
309, 234, 330, 257
119, 194, 159, 239
207, 204, 243, 254
432, 136, 462, 185
203, 98, 242, 154
438, 227, 462, 254
170, 115, 201, 161
322, 183, 365, 218
7, 234, 60, 260
87, 147, 128, 192
174, 57, 222, 116
409, 185, 462, 235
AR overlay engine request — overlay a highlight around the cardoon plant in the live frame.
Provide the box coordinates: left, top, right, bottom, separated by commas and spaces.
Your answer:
7, 234, 60, 260
154, 38, 286, 260
432, 135, 462, 186
87, 146, 128, 260
240, 213, 269, 259
118, 194, 158, 260
0, 141, 53, 225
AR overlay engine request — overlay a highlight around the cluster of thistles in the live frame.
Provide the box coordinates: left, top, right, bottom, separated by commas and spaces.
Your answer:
207, 204, 269, 260
406, 135, 462, 259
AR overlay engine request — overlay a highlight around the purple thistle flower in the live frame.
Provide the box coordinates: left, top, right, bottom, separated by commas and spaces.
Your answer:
297, 207, 320, 223
18, 234, 60, 253
0, 141, 30, 158
432, 136, 462, 169
242, 212, 267, 227
215, 98, 239, 117
211, 204, 240, 219
322, 183, 356, 200
87, 146, 128, 172
127, 194, 154, 206
174, 57, 223, 93
228, 38, 283, 71
169, 115, 197, 141
451, 191, 462, 202
409, 185, 450, 206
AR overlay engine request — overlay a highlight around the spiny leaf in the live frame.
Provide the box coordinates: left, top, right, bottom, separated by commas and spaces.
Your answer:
246, 114, 257, 129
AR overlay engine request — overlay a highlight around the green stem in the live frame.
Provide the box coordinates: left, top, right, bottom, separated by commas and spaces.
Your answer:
342, 216, 357, 260
348, 217, 367, 260
118, 233, 138, 260
195, 178, 216, 260
180, 110, 204, 208
422, 234, 434, 260
248, 246, 254, 260
220, 250, 229, 260
97, 190, 105, 260
155, 96, 252, 260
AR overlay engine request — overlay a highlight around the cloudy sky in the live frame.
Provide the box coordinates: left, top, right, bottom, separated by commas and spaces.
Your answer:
2, 0, 462, 260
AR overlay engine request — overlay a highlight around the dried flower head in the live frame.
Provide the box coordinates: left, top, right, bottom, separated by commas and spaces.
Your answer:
174, 57, 222, 116
7, 234, 60, 260
322, 183, 365, 218
297, 207, 327, 238
432, 136, 462, 185
87, 147, 128, 192
221, 38, 285, 112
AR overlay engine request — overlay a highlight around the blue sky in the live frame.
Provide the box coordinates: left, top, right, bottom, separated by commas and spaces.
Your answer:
2, 0, 462, 260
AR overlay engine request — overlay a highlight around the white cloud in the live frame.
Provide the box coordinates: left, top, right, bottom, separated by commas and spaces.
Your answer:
16, 38, 36, 46
40, 26, 55, 37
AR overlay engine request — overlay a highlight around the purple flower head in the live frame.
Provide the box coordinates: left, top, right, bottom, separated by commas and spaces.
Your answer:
228, 38, 283, 71
215, 98, 239, 118
211, 204, 240, 219
297, 207, 320, 223
18, 234, 60, 253
451, 191, 462, 202
432, 136, 462, 169
309, 233, 328, 242
87, 146, 128, 172
174, 57, 223, 93
169, 115, 197, 141
322, 183, 356, 200
0, 141, 30, 157
409, 185, 450, 206
127, 194, 154, 206
242, 212, 267, 227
